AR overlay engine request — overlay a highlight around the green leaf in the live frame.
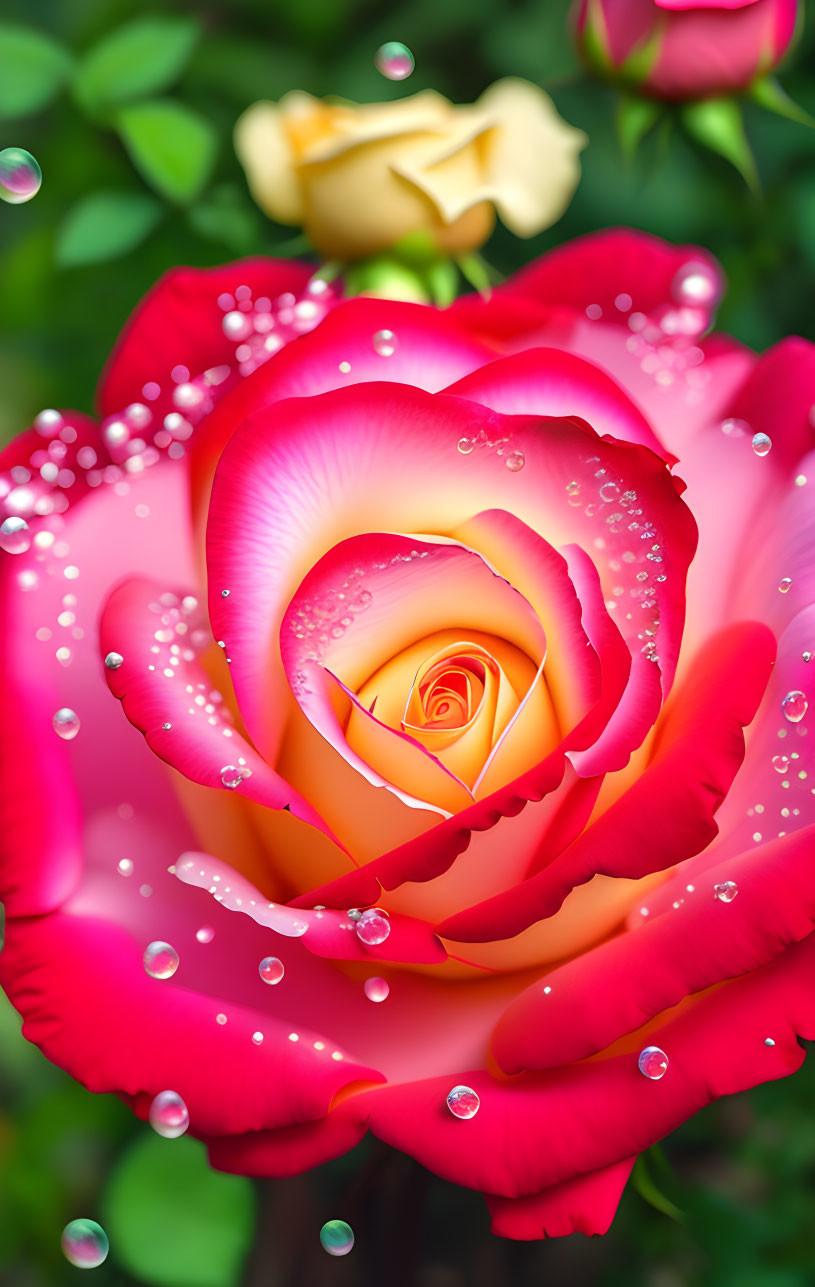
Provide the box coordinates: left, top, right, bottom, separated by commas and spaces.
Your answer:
616, 94, 663, 160
73, 16, 199, 115
681, 98, 759, 191
456, 252, 493, 297
749, 76, 815, 129
56, 191, 163, 267
102, 1134, 254, 1287
344, 255, 430, 302
116, 100, 217, 203
631, 1153, 686, 1224
187, 184, 262, 254
423, 257, 459, 308
0, 24, 72, 119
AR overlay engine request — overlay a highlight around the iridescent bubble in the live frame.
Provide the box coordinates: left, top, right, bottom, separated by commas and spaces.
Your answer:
53, 707, 80, 740
149, 1090, 189, 1138
61, 1219, 109, 1269
714, 880, 738, 903
446, 1084, 480, 1118
0, 516, 30, 555
375, 41, 414, 80
0, 147, 42, 204
259, 956, 285, 985
320, 1220, 355, 1256
372, 329, 397, 357
104, 651, 124, 670
752, 432, 772, 457
782, 690, 808, 723
143, 940, 179, 979
364, 976, 389, 1002
638, 1046, 668, 1080
355, 908, 391, 947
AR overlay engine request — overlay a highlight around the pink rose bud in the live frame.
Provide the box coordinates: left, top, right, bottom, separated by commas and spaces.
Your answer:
574, 0, 799, 99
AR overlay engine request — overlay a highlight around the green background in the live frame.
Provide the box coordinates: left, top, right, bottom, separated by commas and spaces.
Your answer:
1, 0, 814, 1283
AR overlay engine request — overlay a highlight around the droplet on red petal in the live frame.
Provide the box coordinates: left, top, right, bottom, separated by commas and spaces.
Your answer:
149, 1090, 189, 1138
637, 1046, 668, 1080
355, 908, 391, 946
143, 941, 179, 979
446, 1085, 480, 1118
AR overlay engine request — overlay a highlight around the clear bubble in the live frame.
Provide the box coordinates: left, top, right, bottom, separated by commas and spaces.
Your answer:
772, 754, 790, 774
259, 956, 285, 985
372, 329, 397, 357
752, 432, 772, 457
782, 690, 808, 723
355, 908, 391, 947
778, 577, 792, 594
143, 940, 179, 979
149, 1090, 189, 1138
505, 451, 525, 472
446, 1085, 480, 1118
714, 880, 738, 903
220, 764, 252, 789
320, 1220, 355, 1256
457, 437, 474, 455
53, 707, 80, 740
61, 1219, 109, 1269
638, 1046, 668, 1080
104, 651, 124, 670
374, 41, 414, 80
0, 516, 30, 554
0, 147, 42, 204
364, 976, 389, 1002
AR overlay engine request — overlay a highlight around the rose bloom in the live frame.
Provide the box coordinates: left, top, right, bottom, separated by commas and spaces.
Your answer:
235, 80, 586, 260
574, 0, 799, 99
1, 230, 814, 1241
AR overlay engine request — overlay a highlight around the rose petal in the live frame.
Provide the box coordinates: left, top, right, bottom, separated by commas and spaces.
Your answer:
485, 1157, 636, 1240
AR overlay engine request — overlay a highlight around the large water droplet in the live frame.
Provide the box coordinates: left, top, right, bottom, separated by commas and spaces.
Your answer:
104, 651, 124, 670
505, 451, 525, 472
364, 976, 389, 1002
772, 754, 790, 774
714, 880, 738, 903
457, 437, 474, 455
0, 147, 42, 204
671, 260, 718, 309
196, 925, 214, 944
355, 908, 391, 947
782, 690, 808, 723
372, 329, 397, 357
222, 310, 253, 341
638, 1046, 668, 1079
220, 764, 252, 789
752, 432, 772, 457
778, 577, 792, 594
259, 956, 285, 985
53, 708, 80, 740
446, 1085, 480, 1118
149, 1090, 189, 1138
320, 1220, 354, 1256
0, 516, 30, 554
374, 41, 414, 80
143, 940, 179, 979
61, 1219, 109, 1268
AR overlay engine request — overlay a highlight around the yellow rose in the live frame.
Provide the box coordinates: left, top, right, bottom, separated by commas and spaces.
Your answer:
234, 79, 587, 261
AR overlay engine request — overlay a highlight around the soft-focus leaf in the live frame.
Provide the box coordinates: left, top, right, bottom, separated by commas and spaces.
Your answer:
56, 191, 163, 266
187, 185, 263, 253
616, 94, 663, 160
73, 16, 200, 114
0, 24, 72, 119
102, 1134, 254, 1287
682, 98, 759, 191
749, 77, 815, 129
116, 99, 217, 203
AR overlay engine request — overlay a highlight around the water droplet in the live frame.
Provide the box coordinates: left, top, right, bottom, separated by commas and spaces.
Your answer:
638, 1046, 668, 1080
149, 1090, 189, 1138
221, 588, 230, 598
782, 690, 808, 723
752, 432, 772, 457
372, 329, 397, 357
61, 1219, 109, 1269
355, 908, 391, 947
374, 41, 414, 80
599, 481, 620, 503
803, 651, 812, 663
457, 437, 474, 455
446, 1085, 480, 1118
220, 764, 252, 789
222, 311, 253, 341
764, 1037, 776, 1047
117, 858, 133, 876
53, 707, 80, 740
778, 577, 792, 594
320, 1220, 355, 1256
364, 977, 389, 1002
505, 451, 525, 472
251, 1031, 264, 1045
259, 956, 285, 985
714, 880, 738, 903
671, 260, 719, 309
196, 926, 214, 944
0, 147, 42, 204
0, 516, 30, 555
216, 1012, 227, 1025
143, 940, 179, 979
104, 651, 124, 670
772, 754, 790, 774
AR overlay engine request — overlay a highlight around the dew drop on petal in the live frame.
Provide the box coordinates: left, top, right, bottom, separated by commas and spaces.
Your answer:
772, 754, 790, 774
638, 1046, 668, 1080
671, 260, 718, 308
0, 516, 30, 554
355, 908, 391, 946
374, 41, 414, 80
149, 1090, 189, 1138
143, 940, 179, 979
372, 329, 397, 357
782, 690, 808, 723
117, 858, 133, 876
752, 432, 772, 457
457, 437, 474, 455
259, 956, 285, 985
505, 450, 525, 472
778, 577, 792, 594
364, 977, 389, 1002
222, 310, 253, 341
53, 707, 80, 740
320, 1220, 355, 1256
104, 651, 124, 670
196, 926, 214, 944
252, 1031, 264, 1045
0, 147, 42, 204
220, 764, 252, 789
61, 1219, 109, 1269
714, 880, 738, 903
446, 1085, 480, 1118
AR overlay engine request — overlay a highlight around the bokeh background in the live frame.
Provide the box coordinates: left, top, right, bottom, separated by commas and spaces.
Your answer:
1, 1, 814, 1284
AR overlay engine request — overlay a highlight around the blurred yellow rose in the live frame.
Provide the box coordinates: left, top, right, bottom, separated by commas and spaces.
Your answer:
234, 79, 587, 262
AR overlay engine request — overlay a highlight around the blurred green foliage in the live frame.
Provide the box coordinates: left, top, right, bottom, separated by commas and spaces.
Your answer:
1, 1, 815, 1283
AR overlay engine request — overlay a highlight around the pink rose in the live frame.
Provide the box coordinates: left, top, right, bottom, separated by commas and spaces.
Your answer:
1, 230, 813, 1241
574, 0, 799, 99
